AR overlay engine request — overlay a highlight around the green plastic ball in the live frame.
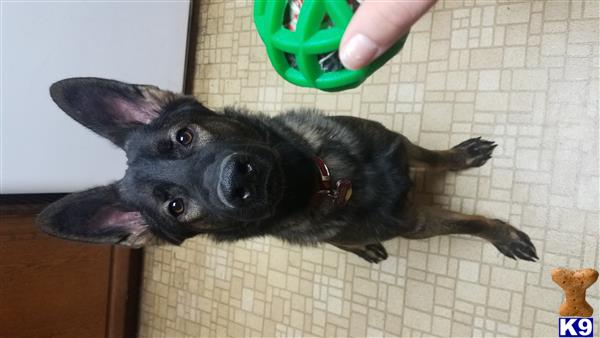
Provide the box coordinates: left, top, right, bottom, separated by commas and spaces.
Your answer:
254, 0, 408, 92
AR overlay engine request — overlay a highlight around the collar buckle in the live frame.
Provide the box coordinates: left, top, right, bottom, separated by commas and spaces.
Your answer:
312, 156, 353, 208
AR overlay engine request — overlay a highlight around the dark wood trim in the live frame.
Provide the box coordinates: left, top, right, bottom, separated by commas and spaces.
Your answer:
0, 193, 66, 215
106, 247, 144, 338
183, 0, 200, 95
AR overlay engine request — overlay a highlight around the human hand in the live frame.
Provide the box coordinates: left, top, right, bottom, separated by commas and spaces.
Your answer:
339, 0, 437, 70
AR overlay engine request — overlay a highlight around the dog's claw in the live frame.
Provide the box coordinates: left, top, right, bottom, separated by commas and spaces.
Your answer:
490, 220, 538, 262
451, 137, 497, 170
353, 243, 389, 264
367, 243, 388, 260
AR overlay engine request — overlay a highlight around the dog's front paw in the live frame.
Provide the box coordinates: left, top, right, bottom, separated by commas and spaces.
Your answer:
450, 137, 497, 170
489, 220, 538, 261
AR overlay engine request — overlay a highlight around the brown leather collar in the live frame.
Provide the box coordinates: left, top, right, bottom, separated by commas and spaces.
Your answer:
312, 156, 352, 208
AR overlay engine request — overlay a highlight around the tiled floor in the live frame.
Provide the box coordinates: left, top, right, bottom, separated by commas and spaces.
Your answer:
139, 1, 599, 337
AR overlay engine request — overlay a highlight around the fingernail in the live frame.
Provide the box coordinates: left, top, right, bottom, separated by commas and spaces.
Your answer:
340, 34, 379, 70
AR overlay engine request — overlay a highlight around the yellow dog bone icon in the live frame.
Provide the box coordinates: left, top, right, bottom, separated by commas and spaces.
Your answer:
551, 268, 598, 317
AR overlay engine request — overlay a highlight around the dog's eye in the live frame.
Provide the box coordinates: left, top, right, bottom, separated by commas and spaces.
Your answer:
176, 128, 194, 146
168, 198, 185, 216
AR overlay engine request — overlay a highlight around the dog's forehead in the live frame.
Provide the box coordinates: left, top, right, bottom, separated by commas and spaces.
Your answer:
125, 157, 188, 180
121, 140, 222, 197
123, 127, 167, 163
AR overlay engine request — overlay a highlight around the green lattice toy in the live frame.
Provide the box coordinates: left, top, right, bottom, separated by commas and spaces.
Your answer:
254, 0, 408, 91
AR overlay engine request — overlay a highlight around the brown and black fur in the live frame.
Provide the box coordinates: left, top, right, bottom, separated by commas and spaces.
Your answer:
38, 78, 538, 263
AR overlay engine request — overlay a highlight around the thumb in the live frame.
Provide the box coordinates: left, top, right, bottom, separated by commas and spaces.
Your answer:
339, 0, 437, 70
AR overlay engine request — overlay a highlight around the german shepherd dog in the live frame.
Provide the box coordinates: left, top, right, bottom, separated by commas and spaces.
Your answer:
38, 78, 538, 263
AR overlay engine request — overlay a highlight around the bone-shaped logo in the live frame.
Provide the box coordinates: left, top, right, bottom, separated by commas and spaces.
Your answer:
551, 268, 598, 317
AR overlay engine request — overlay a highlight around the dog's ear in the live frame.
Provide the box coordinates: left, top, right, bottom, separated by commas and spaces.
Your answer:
37, 184, 154, 248
50, 77, 178, 147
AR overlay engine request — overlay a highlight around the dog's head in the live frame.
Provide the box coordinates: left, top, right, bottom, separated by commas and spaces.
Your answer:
38, 78, 284, 247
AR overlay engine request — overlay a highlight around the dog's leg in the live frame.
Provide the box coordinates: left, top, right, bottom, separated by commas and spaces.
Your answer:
401, 136, 496, 171
399, 206, 538, 261
331, 243, 388, 263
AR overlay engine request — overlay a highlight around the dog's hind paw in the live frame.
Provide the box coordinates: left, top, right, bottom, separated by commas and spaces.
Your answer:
489, 220, 538, 262
451, 137, 497, 170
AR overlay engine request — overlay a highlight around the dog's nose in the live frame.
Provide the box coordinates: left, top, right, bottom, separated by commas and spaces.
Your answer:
217, 153, 259, 208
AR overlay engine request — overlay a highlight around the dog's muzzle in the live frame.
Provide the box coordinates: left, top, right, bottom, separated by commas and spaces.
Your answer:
217, 152, 272, 209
